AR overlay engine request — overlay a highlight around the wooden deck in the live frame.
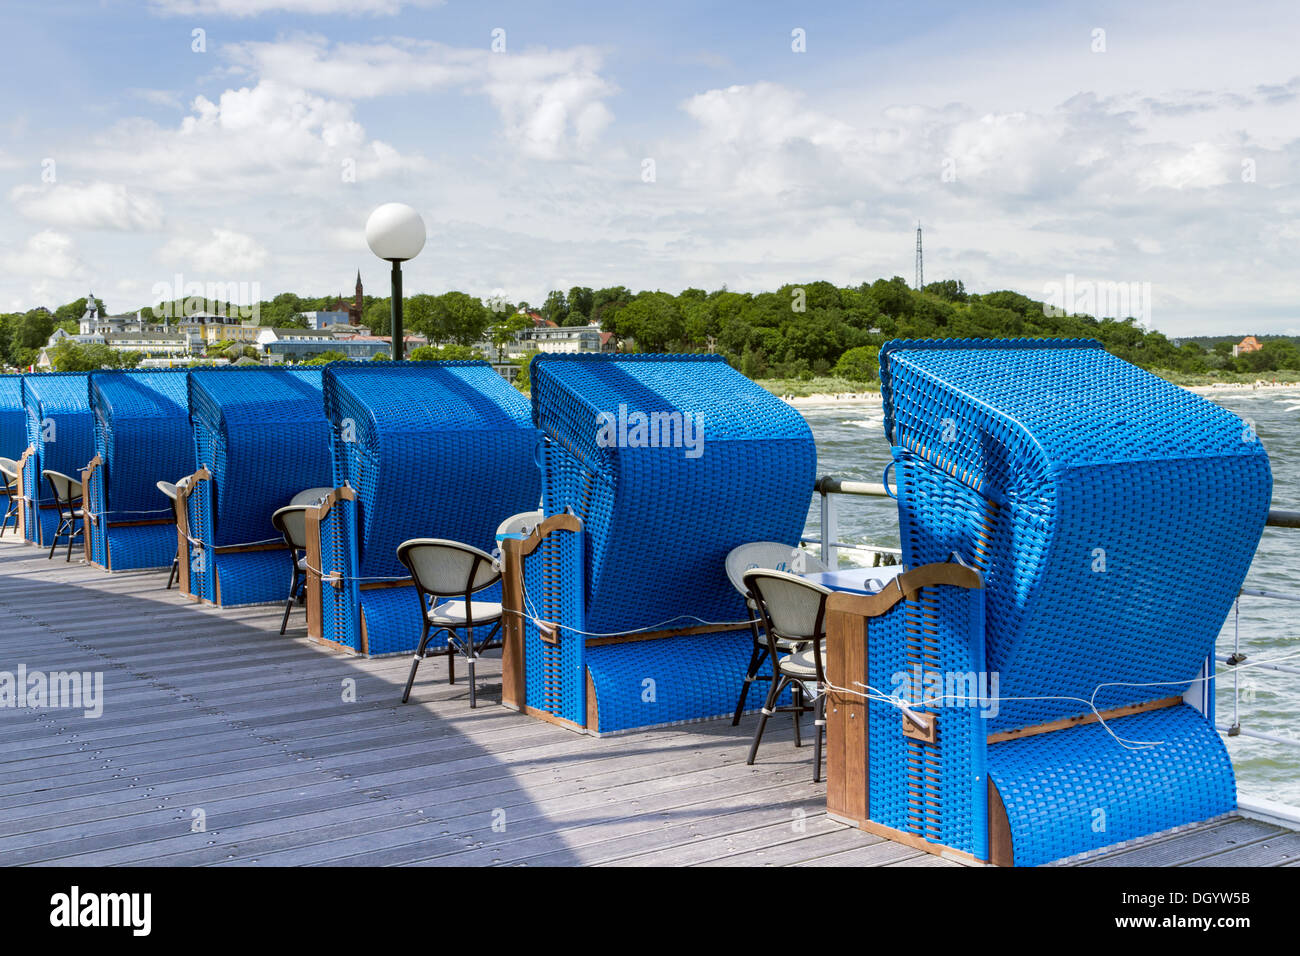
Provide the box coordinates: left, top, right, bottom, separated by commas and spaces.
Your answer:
1, 537, 1295, 867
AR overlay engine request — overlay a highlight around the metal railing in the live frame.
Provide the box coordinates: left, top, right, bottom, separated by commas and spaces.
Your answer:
808, 474, 1300, 752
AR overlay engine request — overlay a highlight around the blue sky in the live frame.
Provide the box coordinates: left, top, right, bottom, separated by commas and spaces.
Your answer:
1, 0, 1297, 334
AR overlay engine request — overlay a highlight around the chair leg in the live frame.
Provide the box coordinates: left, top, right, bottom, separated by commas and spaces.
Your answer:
66, 519, 78, 562
467, 635, 477, 709
167, 557, 178, 590
446, 643, 455, 685
792, 681, 803, 748
48, 517, 62, 559
401, 620, 432, 703
279, 568, 300, 635
747, 674, 788, 766
813, 694, 826, 783
732, 643, 767, 726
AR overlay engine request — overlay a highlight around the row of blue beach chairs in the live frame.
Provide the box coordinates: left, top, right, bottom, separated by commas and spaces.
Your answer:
0, 341, 1272, 866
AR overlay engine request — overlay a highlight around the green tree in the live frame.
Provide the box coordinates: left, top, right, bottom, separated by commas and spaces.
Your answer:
305, 350, 347, 365
832, 346, 880, 382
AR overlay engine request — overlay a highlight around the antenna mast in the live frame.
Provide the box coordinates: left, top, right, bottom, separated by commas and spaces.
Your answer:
915, 222, 924, 291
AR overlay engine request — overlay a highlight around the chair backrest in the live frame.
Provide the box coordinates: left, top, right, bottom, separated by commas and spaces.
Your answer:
291, 486, 334, 506
397, 538, 500, 598
271, 505, 310, 551
0, 456, 17, 489
529, 353, 817, 634
156, 480, 178, 501
743, 568, 832, 641
496, 510, 545, 539
322, 362, 539, 580
42, 469, 81, 504
725, 541, 827, 597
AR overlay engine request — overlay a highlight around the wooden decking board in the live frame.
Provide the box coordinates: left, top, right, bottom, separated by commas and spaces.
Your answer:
793, 838, 931, 867
11, 716, 799, 852
1076, 818, 1285, 867
101, 732, 809, 866
601, 810, 850, 867
316, 771, 828, 868
1, 538, 1296, 867
1180, 830, 1300, 867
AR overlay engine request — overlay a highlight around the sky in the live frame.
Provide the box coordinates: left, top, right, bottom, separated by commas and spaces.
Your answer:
0, 0, 1297, 335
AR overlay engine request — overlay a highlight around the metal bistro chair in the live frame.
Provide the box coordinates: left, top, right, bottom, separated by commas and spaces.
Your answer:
398, 538, 503, 709
156, 480, 182, 589
727, 542, 828, 726
42, 470, 84, 562
0, 457, 19, 537
742, 568, 833, 782
271, 505, 310, 635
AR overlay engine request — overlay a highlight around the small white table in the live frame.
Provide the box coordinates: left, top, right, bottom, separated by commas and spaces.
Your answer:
803, 564, 904, 595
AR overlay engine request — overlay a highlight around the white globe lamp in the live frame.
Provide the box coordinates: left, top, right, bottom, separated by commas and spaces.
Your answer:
365, 203, 426, 359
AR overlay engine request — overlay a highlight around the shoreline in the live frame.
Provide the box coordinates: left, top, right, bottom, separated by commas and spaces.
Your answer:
777, 380, 1300, 408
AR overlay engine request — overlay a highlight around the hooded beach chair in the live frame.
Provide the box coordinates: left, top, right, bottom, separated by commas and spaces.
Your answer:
19, 374, 94, 547
181, 367, 333, 607
500, 353, 817, 734
84, 370, 193, 571
307, 361, 539, 657
824, 338, 1273, 865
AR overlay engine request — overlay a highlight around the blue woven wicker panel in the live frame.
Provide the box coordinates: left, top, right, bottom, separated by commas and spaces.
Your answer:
322, 361, 539, 579
522, 521, 586, 722
0, 374, 23, 461
866, 577, 988, 857
586, 632, 760, 733
100, 524, 176, 571
881, 339, 1271, 732
188, 367, 332, 548
987, 704, 1236, 866
531, 354, 816, 636
185, 473, 215, 602
316, 495, 359, 649
85, 468, 108, 566
0, 375, 22, 532
21, 373, 94, 547
215, 549, 294, 606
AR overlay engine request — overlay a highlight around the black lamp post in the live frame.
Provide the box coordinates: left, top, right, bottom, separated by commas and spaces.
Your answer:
365, 203, 426, 360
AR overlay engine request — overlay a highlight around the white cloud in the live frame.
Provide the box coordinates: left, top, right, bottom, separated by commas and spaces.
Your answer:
1, 230, 87, 279
86, 80, 417, 194
148, 0, 438, 16
158, 228, 269, 273
10, 181, 165, 231
226, 36, 617, 159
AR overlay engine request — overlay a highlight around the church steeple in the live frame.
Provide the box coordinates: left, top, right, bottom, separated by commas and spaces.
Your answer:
352, 270, 363, 326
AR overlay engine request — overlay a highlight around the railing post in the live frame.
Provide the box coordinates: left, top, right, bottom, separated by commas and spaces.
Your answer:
820, 484, 838, 569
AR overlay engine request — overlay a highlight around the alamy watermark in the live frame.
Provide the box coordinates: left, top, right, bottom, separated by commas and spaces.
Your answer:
595, 404, 704, 459
149, 273, 261, 322
0, 664, 103, 718
890, 664, 1000, 719
1042, 274, 1152, 324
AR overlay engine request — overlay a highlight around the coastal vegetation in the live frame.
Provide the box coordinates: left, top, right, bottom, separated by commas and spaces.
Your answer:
3, 281, 1298, 386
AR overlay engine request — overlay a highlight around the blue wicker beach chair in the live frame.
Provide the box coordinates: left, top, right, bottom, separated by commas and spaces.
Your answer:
182, 367, 333, 607
19, 374, 94, 548
308, 361, 539, 658
0, 375, 24, 536
84, 370, 193, 571
825, 338, 1273, 866
500, 353, 817, 734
